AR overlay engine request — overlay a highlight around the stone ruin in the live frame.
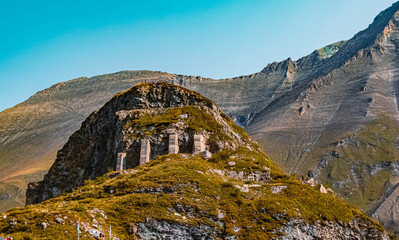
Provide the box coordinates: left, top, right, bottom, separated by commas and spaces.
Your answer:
116, 133, 208, 170
168, 132, 179, 154
194, 134, 205, 154
139, 139, 151, 166
116, 153, 127, 171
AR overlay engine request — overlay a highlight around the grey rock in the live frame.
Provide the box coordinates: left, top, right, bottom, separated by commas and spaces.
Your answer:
276, 218, 389, 240
226, 170, 271, 182
55, 218, 64, 224
372, 183, 399, 234
320, 184, 328, 194
271, 185, 287, 194
39, 222, 47, 230
9, 218, 17, 228
136, 219, 229, 240
92, 218, 99, 226
128, 222, 138, 235
201, 150, 212, 159
232, 227, 241, 233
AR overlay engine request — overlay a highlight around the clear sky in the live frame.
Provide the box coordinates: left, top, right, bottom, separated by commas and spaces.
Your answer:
0, 0, 397, 111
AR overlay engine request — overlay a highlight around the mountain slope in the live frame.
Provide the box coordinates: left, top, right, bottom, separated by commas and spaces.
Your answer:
1, 153, 388, 239
246, 2, 399, 233
0, 83, 388, 239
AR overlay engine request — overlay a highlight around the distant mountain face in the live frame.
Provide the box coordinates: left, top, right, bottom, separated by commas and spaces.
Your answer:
1, 0, 399, 235
247, 2, 399, 234
1, 83, 388, 239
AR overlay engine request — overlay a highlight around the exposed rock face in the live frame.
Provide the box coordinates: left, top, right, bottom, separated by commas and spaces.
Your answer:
136, 220, 230, 240
371, 182, 399, 234
277, 218, 388, 240
137, 218, 389, 240
26, 82, 253, 204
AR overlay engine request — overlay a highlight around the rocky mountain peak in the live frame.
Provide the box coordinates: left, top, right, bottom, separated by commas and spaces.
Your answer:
339, 2, 399, 55
371, 2, 399, 30
26, 82, 256, 205
261, 57, 296, 74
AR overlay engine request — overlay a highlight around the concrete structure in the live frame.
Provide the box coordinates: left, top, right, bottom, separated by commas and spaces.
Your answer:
116, 152, 127, 171
140, 139, 151, 165
194, 134, 205, 154
168, 132, 179, 154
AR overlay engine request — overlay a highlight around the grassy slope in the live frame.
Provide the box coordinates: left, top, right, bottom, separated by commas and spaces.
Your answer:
319, 115, 399, 211
123, 105, 250, 146
0, 148, 381, 239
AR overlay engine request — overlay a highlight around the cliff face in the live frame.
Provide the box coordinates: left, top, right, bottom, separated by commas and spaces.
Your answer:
2, 83, 389, 239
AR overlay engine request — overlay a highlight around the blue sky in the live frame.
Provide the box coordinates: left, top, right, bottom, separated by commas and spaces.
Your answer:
0, 0, 397, 111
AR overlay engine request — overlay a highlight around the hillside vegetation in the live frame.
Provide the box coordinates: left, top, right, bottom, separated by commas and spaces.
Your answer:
0, 148, 382, 239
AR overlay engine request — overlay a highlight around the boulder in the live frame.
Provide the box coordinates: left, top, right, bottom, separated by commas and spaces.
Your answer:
39, 222, 47, 230
55, 218, 64, 224
320, 184, 328, 194
9, 218, 17, 228
201, 150, 212, 159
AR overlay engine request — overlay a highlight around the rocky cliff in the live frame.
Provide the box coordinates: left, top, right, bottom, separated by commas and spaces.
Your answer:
26, 82, 255, 204
1, 83, 389, 239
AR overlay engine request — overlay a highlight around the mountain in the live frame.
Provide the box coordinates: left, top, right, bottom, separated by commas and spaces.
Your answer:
26, 82, 256, 204
1, 0, 399, 235
0, 43, 353, 212
247, 1, 399, 233
0, 83, 389, 239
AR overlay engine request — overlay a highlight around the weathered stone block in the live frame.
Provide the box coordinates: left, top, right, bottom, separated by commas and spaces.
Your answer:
116, 152, 127, 171
168, 133, 179, 154
140, 139, 151, 165
194, 134, 205, 154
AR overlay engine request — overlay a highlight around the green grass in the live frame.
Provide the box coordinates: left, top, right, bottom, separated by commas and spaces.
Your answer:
0, 148, 382, 239
316, 41, 346, 59
341, 119, 399, 165
319, 115, 399, 211
123, 105, 253, 154
124, 105, 224, 136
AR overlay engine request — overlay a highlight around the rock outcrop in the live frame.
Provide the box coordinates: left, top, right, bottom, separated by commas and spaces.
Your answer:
26, 82, 254, 204
278, 218, 388, 240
